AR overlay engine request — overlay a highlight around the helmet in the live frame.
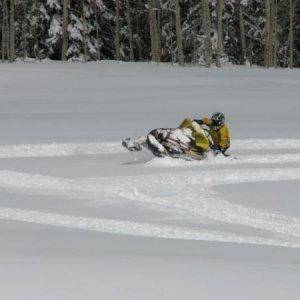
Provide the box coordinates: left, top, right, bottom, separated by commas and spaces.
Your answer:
211, 112, 225, 130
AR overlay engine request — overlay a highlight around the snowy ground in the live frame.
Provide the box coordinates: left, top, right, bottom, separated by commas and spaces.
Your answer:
0, 62, 300, 299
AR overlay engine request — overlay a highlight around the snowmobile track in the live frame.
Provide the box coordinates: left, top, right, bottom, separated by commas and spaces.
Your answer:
0, 138, 299, 248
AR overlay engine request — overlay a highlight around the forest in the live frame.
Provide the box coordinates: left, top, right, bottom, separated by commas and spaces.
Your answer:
1, 0, 299, 67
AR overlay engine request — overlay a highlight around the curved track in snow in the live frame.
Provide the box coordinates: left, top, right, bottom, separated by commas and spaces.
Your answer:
0, 138, 300, 248
0, 141, 126, 158
0, 138, 299, 159
148, 153, 300, 167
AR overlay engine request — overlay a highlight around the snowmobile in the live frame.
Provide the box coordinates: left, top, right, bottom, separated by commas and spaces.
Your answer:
122, 123, 215, 161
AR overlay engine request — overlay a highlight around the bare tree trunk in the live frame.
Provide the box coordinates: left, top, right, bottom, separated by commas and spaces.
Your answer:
34, 18, 40, 60
148, 0, 160, 63
61, 0, 69, 61
154, 0, 161, 62
264, 0, 271, 67
22, 0, 27, 61
1, 26, 4, 62
265, 0, 276, 67
115, 0, 121, 60
170, 6, 174, 65
136, 0, 143, 61
173, 0, 184, 65
156, 0, 162, 56
94, 2, 101, 60
202, 0, 211, 67
270, 0, 276, 67
32, 1, 40, 60
288, 0, 294, 68
237, 0, 246, 65
136, 14, 142, 61
9, 0, 15, 62
148, 0, 155, 61
248, 38, 253, 66
82, 3, 88, 62
216, 0, 224, 68
192, 24, 196, 65
4, 0, 10, 60
126, 0, 134, 61
273, 0, 278, 67
2, 1, 6, 61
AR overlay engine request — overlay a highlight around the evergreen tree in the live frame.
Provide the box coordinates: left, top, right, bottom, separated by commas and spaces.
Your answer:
0, 0, 299, 67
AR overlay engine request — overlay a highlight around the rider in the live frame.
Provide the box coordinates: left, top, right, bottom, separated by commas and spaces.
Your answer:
194, 112, 230, 154
122, 112, 230, 157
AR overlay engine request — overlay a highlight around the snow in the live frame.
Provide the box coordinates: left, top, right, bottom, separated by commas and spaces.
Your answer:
0, 142, 126, 158
148, 152, 300, 167
48, 15, 62, 38
47, 0, 61, 10
0, 62, 299, 299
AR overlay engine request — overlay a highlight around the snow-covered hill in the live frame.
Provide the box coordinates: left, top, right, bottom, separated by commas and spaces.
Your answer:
0, 62, 299, 299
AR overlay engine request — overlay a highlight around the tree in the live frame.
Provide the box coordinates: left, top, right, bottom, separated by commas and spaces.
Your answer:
61, 0, 69, 61
126, 0, 134, 61
237, 0, 246, 65
270, 0, 277, 67
216, 0, 224, 68
265, 0, 277, 67
173, 0, 183, 65
149, 0, 161, 62
9, 0, 15, 61
1, 6, 4, 61
93, 2, 101, 60
202, 0, 212, 67
20, 0, 28, 60
47, 0, 62, 60
115, 0, 121, 60
0, 0, 298, 67
2, 0, 9, 61
82, 2, 88, 62
289, 0, 295, 68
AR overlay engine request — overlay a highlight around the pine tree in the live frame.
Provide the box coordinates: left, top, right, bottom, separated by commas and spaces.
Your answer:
216, 0, 224, 68
289, 0, 295, 68
237, 0, 246, 64
202, 0, 212, 67
0, 0, 298, 67
61, 0, 69, 60
174, 0, 184, 65
126, 0, 134, 61
9, 0, 15, 61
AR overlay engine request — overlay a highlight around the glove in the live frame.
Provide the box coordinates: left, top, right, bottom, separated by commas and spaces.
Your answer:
220, 148, 231, 157
211, 144, 221, 155
214, 149, 221, 155
211, 144, 220, 151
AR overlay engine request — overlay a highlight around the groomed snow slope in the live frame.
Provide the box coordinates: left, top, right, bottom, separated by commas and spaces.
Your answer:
0, 62, 299, 300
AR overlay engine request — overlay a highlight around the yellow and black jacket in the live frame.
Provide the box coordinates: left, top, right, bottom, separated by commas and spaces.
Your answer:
198, 117, 230, 151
